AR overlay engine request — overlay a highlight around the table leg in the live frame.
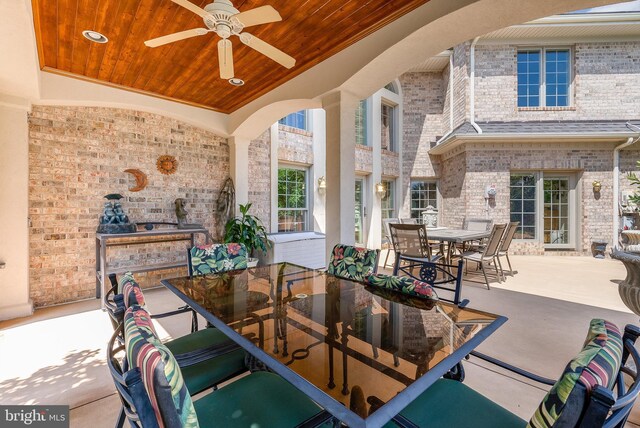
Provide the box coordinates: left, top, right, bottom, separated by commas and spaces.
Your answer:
341, 322, 349, 395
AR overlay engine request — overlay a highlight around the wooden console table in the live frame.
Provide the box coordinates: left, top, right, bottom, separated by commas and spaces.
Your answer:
95, 228, 210, 302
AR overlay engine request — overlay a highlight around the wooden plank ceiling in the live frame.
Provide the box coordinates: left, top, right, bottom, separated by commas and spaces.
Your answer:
32, 0, 430, 113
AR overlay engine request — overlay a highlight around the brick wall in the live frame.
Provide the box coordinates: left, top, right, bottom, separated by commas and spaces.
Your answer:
355, 145, 373, 174
249, 129, 271, 232
28, 105, 229, 307
441, 142, 617, 254
399, 72, 445, 216
278, 125, 313, 165
474, 42, 640, 121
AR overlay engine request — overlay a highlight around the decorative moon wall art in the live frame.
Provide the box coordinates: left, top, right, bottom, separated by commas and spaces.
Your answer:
124, 169, 148, 192
157, 155, 178, 175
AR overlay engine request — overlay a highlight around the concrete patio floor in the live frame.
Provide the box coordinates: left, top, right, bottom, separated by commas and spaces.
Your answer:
1, 255, 639, 427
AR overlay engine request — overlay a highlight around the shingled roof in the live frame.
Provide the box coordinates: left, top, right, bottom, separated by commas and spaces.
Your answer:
449, 120, 640, 137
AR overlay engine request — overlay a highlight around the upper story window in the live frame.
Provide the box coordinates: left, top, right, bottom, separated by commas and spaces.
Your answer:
279, 110, 308, 131
277, 167, 308, 232
355, 100, 368, 146
381, 102, 397, 151
517, 48, 571, 108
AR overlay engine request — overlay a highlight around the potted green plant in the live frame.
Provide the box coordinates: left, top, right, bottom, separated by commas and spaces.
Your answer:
223, 203, 271, 267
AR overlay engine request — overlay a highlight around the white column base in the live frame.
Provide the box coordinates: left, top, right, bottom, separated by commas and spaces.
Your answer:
0, 300, 33, 321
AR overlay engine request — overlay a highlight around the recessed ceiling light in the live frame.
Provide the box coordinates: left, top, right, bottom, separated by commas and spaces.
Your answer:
82, 30, 108, 43
228, 78, 244, 86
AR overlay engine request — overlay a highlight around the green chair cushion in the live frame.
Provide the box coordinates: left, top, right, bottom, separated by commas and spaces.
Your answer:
189, 243, 248, 276
165, 328, 246, 396
327, 244, 379, 282
527, 319, 623, 428
385, 378, 526, 428
194, 371, 325, 428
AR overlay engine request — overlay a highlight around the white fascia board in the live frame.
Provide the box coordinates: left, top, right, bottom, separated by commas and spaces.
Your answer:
430, 132, 639, 155
527, 12, 640, 25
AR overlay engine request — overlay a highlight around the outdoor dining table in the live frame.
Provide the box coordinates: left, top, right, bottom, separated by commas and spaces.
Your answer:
161, 262, 506, 428
426, 228, 491, 263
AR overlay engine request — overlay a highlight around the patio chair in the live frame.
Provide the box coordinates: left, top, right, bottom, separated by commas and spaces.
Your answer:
391, 257, 465, 305
463, 217, 493, 231
381, 319, 640, 428
389, 224, 441, 275
187, 242, 248, 276
116, 305, 331, 428
400, 217, 419, 224
104, 274, 247, 399
461, 223, 507, 290
327, 244, 380, 282
497, 221, 519, 278
382, 218, 400, 269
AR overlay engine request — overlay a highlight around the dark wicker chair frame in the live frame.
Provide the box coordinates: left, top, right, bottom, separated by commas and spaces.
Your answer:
393, 256, 465, 306
388, 324, 640, 428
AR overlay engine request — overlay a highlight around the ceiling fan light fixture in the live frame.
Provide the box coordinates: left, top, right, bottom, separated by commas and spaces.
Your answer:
228, 77, 244, 86
82, 30, 108, 43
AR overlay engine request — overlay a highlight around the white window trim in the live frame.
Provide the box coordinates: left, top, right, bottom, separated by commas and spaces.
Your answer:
380, 99, 399, 152
277, 163, 310, 232
517, 46, 574, 108
409, 179, 439, 220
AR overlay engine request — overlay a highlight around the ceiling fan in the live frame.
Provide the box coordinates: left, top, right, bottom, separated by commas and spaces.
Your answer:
144, 0, 296, 81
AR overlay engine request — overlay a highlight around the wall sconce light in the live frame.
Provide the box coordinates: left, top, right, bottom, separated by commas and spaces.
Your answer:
317, 176, 327, 190
592, 180, 602, 193
375, 182, 386, 195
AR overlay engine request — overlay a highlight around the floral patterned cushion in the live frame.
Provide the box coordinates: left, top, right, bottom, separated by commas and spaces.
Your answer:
189, 243, 248, 276
327, 244, 379, 282
118, 271, 146, 308
527, 319, 623, 428
124, 305, 199, 428
365, 274, 439, 301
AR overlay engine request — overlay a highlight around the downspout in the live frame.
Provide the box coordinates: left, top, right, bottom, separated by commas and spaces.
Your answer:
469, 37, 482, 134
613, 135, 639, 249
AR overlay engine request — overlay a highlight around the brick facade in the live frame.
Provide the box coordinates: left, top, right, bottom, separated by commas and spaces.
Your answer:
28, 105, 229, 306
475, 42, 640, 121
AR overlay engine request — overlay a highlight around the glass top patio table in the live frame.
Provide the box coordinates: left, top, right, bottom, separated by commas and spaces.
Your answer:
426, 228, 490, 243
161, 262, 506, 428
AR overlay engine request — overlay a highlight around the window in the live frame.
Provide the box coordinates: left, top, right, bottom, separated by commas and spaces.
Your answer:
279, 110, 308, 130
384, 82, 398, 94
381, 103, 396, 151
277, 167, 308, 232
381, 180, 395, 238
355, 100, 367, 146
517, 49, 570, 107
410, 181, 438, 219
510, 174, 537, 239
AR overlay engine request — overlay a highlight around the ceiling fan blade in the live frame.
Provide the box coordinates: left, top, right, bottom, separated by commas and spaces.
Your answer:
218, 39, 234, 79
170, 0, 209, 18
232, 5, 282, 28
239, 33, 295, 69
144, 28, 208, 47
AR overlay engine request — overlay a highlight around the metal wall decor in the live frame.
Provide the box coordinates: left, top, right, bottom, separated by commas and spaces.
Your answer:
157, 155, 178, 175
124, 168, 148, 192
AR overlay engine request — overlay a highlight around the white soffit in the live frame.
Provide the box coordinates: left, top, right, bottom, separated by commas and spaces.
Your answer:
479, 12, 640, 43
406, 51, 452, 72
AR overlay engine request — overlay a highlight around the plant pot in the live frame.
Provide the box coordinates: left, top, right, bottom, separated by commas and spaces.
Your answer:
611, 249, 640, 317
247, 257, 259, 268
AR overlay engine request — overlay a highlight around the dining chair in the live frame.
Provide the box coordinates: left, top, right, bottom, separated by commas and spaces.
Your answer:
462, 217, 493, 231
327, 244, 380, 282
461, 223, 507, 290
389, 224, 441, 276
381, 319, 640, 428
382, 218, 400, 269
391, 257, 465, 305
117, 304, 332, 428
105, 273, 247, 398
497, 221, 519, 278
400, 217, 419, 224
187, 242, 248, 276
